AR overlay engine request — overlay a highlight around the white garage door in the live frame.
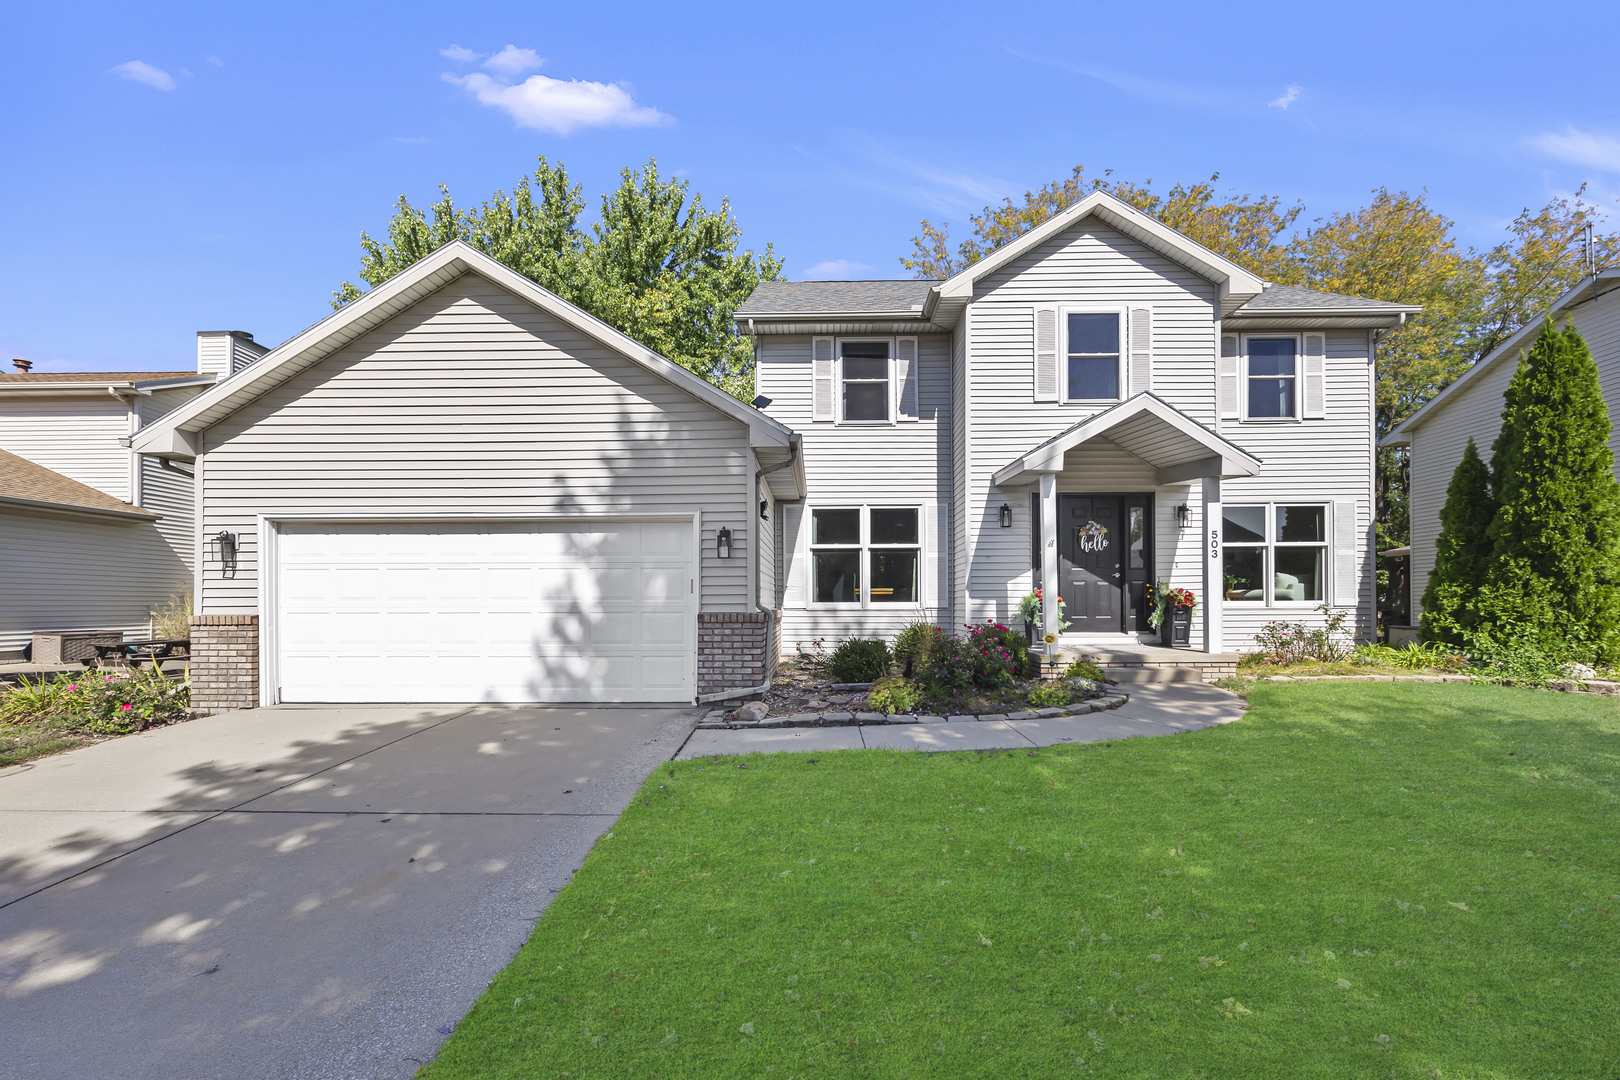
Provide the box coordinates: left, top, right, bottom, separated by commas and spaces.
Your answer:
274, 520, 695, 703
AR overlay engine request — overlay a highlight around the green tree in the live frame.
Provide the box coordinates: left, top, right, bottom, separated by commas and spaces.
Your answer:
1418, 438, 1495, 645
334, 157, 781, 399
1472, 323, 1620, 662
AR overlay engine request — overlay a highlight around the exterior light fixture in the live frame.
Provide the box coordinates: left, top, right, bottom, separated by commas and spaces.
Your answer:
751, 395, 772, 409
216, 531, 238, 578
1175, 504, 1191, 529
716, 527, 733, 559
759, 499, 769, 520
999, 503, 1013, 528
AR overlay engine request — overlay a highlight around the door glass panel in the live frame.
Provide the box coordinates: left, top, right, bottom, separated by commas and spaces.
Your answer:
1223, 546, 1265, 601
869, 549, 918, 603
870, 508, 918, 544
812, 509, 860, 545
1128, 506, 1145, 569
1274, 547, 1324, 601
1275, 505, 1325, 543
1222, 505, 1266, 544
813, 550, 861, 603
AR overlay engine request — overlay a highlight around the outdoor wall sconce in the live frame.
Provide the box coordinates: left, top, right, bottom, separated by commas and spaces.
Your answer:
999, 503, 1013, 528
760, 499, 769, 520
1175, 504, 1191, 529
216, 530, 238, 578
716, 527, 733, 559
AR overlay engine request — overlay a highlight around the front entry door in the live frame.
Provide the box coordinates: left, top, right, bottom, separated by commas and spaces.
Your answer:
1059, 495, 1124, 632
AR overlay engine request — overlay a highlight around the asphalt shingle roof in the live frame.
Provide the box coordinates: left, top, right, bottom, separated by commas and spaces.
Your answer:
0, 371, 197, 384
1231, 284, 1413, 312
0, 448, 157, 518
735, 279, 939, 316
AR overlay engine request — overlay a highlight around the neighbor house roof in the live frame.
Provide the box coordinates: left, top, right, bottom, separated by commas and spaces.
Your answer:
132, 240, 799, 464
735, 280, 939, 318
0, 371, 196, 384
1383, 267, 1620, 446
0, 371, 213, 396
0, 448, 159, 521
1230, 284, 1420, 314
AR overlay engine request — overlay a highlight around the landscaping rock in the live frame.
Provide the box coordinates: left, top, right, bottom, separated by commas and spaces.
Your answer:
1006, 711, 1038, 720
854, 712, 885, 724
785, 713, 822, 725
946, 714, 977, 723
1562, 661, 1598, 680
918, 715, 945, 724
827, 693, 855, 705
1035, 707, 1067, 717
731, 701, 769, 723
977, 713, 1009, 723
821, 712, 854, 724
885, 714, 920, 724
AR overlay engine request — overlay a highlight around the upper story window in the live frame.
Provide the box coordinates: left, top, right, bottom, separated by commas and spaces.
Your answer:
841, 341, 890, 422
1066, 312, 1122, 401
1247, 337, 1297, 418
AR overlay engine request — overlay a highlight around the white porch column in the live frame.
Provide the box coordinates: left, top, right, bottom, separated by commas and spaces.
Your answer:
1202, 475, 1223, 654
1040, 471, 1060, 644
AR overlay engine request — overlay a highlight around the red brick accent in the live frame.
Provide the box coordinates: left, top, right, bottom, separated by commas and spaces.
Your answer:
190, 615, 258, 712
697, 611, 780, 696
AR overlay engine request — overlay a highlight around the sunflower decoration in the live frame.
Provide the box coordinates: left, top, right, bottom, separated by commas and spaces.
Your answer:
1043, 632, 1057, 645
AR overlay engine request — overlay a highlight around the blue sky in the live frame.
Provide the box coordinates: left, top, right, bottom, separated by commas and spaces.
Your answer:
3, 0, 1617, 372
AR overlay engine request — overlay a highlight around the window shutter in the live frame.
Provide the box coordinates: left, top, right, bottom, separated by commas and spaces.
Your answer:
1219, 334, 1240, 419
1302, 332, 1327, 419
782, 503, 806, 607
895, 337, 919, 420
922, 499, 940, 608
1128, 308, 1153, 395
1333, 500, 1359, 608
812, 337, 835, 422
1034, 307, 1059, 402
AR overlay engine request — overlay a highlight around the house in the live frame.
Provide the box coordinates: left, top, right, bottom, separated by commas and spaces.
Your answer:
1383, 267, 1620, 632
0, 337, 264, 658
130, 192, 1414, 709
740, 191, 1416, 672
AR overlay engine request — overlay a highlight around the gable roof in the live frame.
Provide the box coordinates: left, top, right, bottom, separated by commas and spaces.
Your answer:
0, 448, 159, 521
1384, 267, 1620, 446
735, 280, 938, 318
133, 241, 797, 459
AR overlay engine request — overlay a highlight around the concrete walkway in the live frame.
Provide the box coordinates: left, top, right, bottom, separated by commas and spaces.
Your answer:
677, 682, 1244, 759
0, 703, 693, 1080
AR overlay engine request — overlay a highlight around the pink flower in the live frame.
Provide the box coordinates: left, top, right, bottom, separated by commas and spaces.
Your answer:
120, 704, 132, 711
66, 684, 77, 690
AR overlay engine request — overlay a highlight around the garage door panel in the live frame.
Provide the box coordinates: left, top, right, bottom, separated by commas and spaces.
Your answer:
276, 520, 695, 703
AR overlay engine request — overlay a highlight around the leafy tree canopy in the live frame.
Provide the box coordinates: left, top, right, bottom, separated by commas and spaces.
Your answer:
334, 157, 782, 399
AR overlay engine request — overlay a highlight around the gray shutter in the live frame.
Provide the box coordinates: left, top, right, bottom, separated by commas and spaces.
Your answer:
1302, 332, 1327, 419
812, 337, 835, 422
1128, 308, 1152, 396
782, 503, 806, 607
1034, 307, 1059, 402
895, 336, 919, 420
1219, 334, 1241, 419
921, 498, 940, 608
1333, 500, 1359, 608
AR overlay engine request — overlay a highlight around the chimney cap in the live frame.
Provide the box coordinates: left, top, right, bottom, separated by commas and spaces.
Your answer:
12, 358, 32, 373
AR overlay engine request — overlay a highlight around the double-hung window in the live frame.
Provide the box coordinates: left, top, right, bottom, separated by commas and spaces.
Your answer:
1066, 312, 1122, 401
810, 506, 920, 605
1222, 504, 1327, 604
1246, 337, 1297, 419
841, 341, 890, 422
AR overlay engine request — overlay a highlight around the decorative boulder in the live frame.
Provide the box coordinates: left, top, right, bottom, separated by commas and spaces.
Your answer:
731, 701, 769, 723
1562, 662, 1598, 681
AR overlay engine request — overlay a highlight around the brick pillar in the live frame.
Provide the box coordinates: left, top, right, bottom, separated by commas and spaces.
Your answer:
190, 615, 259, 712
696, 610, 780, 697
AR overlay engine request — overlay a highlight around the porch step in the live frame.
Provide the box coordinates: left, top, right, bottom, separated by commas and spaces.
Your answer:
1101, 665, 1206, 684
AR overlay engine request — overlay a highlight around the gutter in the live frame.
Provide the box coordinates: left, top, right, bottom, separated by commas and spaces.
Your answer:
697, 674, 773, 705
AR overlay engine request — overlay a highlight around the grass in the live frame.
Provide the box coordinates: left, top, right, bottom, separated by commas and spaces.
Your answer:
425, 682, 1620, 1079
0, 668, 190, 768
0, 716, 94, 768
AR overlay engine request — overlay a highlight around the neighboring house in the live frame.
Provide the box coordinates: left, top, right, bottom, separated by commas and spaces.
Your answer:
0, 331, 266, 659
739, 191, 1416, 663
132, 192, 1414, 710
133, 244, 803, 709
1383, 267, 1620, 630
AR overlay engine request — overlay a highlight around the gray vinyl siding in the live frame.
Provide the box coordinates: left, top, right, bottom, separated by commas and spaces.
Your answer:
136, 386, 205, 574
0, 508, 189, 654
951, 319, 969, 629
756, 333, 954, 649
195, 272, 752, 615
1408, 290, 1620, 622
965, 220, 1220, 626
1218, 330, 1376, 648
0, 395, 132, 500
755, 453, 776, 612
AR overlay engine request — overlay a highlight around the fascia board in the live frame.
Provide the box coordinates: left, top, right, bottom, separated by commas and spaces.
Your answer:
0, 493, 160, 521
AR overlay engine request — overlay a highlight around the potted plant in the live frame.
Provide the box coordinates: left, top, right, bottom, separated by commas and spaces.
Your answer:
1018, 590, 1042, 643
1148, 581, 1197, 647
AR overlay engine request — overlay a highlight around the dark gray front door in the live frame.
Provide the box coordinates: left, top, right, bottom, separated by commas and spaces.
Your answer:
1059, 495, 1123, 631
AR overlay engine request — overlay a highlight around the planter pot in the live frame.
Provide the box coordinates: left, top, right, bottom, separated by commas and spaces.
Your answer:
1161, 607, 1193, 648
1024, 619, 1037, 645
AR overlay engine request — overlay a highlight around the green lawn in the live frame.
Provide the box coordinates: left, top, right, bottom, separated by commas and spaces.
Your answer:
426, 683, 1620, 1079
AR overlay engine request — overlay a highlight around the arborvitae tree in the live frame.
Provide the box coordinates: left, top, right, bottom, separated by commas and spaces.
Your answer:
1472, 322, 1620, 662
1419, 438, 1495, 645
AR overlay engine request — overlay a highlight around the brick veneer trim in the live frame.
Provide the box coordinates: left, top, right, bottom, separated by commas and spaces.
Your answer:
696, 610, 780, 696
190, 614, 259, 712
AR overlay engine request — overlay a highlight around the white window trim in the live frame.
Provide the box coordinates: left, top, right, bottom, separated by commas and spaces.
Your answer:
1221, 502, 1330, 608
835, 337, 897, 426
1240, 332, 1303, 423
1061, 306, 1128, 405
805, 503, 925, 610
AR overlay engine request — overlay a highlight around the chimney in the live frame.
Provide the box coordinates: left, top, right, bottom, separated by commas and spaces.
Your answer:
12, 358, 32, 373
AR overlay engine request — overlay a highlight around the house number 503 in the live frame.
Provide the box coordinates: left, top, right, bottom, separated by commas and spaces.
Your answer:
1209, 528, 1220, 561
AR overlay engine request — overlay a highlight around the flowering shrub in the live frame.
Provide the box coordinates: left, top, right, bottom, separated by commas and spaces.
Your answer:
0, 667, 189, 736
964, 623, 1031, 687
1250, 608, 1351, 664
915, 636, 974, 696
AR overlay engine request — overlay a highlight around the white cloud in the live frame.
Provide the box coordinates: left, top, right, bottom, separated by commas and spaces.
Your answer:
444, 71, 669, 135
110, 60, 176, 91
206, 55, 224, 67
484, 45, 543, 76
440, 44, 479, 62
1269, 84, 1302, 109
800, 259, 873, 280
1529, 126, 1620, 174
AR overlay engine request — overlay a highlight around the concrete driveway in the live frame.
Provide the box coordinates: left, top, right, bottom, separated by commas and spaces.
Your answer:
0, 702, 695, 1080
